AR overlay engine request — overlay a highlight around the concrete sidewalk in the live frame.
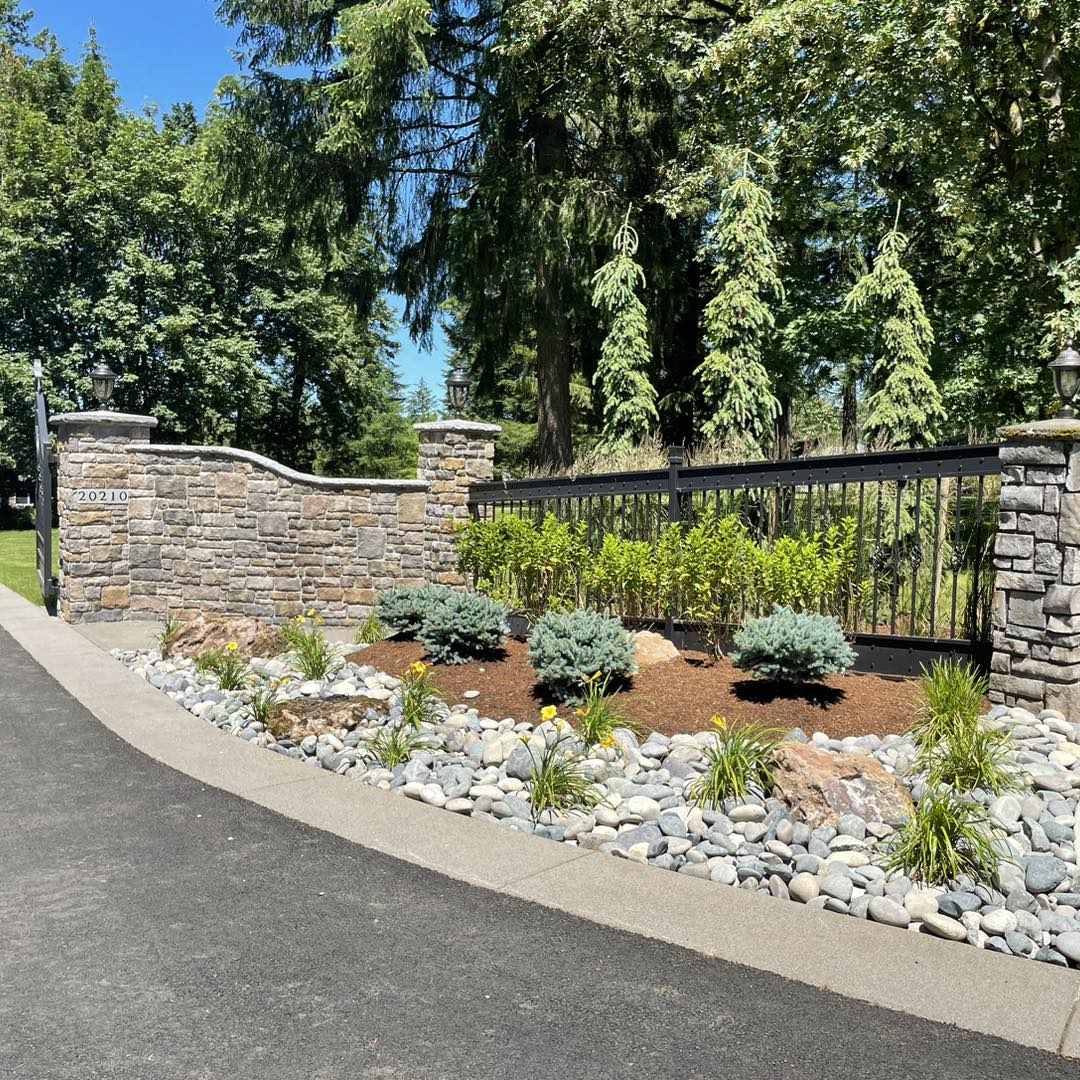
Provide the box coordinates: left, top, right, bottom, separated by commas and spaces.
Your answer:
2, 589, 1080, 1075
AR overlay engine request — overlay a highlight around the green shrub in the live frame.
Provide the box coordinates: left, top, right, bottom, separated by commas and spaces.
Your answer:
375, 585, 441, 638
528, 609, 637, 702
354, 611, 386, 645
884, 788, 1006, 888
525, 737, 601, 821
417, 589, 508, 664
909, 658, 989, 748
731, 604, 856, 683
247, 679, 286, 726
686, 717, 783, 807
280, 611, 337, 680
572, 673, 640, 748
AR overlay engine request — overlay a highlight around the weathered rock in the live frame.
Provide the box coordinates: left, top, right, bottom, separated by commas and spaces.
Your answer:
771, 742, 914, 828
167, 615, 282, 660
632, 630, 679, 669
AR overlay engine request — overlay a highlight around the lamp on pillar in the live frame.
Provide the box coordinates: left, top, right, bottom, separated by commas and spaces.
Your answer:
89, 361, 118, 408
446, 367, 472, 418
1049, 339, 1080, 420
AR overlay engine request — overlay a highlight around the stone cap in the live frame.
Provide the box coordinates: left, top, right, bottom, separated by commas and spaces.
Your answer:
998, 418, 1080, 443
49, 410, 158, 429
147, 443, 429, 492
413, 419, 502, 435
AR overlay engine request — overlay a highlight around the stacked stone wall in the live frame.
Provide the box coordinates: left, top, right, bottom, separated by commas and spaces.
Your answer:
992, 434, 1080, 718
52, 413, 497, 625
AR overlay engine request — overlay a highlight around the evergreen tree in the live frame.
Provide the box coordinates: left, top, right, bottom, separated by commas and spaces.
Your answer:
590, 213, 658, 449
696, 170, 782, 448
845, 223, 945, 448
405, 378, 440, 424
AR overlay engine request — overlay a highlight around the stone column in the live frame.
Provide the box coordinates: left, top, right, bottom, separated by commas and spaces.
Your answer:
49, 410, 157, 623
415, 419, 500, 585
991, 418, 1080, 719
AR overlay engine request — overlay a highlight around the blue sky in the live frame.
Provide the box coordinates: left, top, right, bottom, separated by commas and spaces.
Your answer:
31, 0, 449, 394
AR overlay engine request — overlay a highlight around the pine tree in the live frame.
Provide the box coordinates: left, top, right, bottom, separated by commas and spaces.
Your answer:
590, 213, 658, 449
845, 223, 945, 448
696, 171, 782, 448
405, 378, 440, 424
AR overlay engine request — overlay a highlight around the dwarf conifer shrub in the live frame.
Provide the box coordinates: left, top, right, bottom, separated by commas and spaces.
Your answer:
528, 609, 637, 702
417, 589, 508, 664
375, 585, 442, 638
731, 604, 855, 683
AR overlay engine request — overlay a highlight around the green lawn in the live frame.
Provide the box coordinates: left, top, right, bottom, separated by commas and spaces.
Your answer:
0, 528, 58, 606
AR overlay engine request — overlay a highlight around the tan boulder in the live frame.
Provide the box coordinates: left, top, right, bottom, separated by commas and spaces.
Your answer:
632, 630, 679, 669
265, 698, 382, 742
771, 741, 913, 828
166, 615, 283, 661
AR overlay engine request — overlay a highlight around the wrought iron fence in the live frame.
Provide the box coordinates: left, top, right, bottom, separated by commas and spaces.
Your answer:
34, 359, 57, 608
467, 444, 1001, 675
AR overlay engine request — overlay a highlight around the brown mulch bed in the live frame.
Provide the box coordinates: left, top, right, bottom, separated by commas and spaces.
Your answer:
349, 638, 920, 741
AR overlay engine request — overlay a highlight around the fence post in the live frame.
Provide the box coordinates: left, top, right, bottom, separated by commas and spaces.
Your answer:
415, 419, 501, 586
664, 445, 685, 641
991, 418, 1080, 720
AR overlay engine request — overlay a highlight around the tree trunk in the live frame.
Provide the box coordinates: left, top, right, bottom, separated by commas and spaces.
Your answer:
841, 362, 858, 450
531, 112, 572, 471
774, 392, 792, 459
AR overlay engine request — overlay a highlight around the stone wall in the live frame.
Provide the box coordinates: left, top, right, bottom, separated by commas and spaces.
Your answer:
991, 421, 1080, 719
51, 411, 498, 624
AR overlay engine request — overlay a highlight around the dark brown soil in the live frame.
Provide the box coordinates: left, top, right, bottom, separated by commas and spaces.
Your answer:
350, 638, 920, 740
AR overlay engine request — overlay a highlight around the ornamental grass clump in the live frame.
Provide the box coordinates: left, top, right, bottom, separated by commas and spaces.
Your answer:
398, 660, 443, 729
884, 788, 1006, 889
362, 723, 435, 768
156, 616, 182, 655
354, 610, 386, 645
280, 610, 338, 680
528, 609, 637, 702
525, 736, 601, 821
195, 642, 248, 690
731, 604, 856, 683
909, 658, 988, 748
375, 585, 442, 638
686, 716, 783, 807
920, 721, 1020, 796
573, 673, 640, 749
417, 589, 508, 664
248, 677, 289, 728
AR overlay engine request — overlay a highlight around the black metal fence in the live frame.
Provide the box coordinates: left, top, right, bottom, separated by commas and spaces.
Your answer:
467, 444, 1001, 675
34, 359, 57, 609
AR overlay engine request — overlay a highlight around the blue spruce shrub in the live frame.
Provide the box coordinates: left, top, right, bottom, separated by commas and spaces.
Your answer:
375, 585, 444, 638
731, 604, 856, 683
417, 589, 509, 664
528, 609, 637, 702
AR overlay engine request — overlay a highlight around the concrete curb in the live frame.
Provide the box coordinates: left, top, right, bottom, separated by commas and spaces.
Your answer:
3, 586, 1079, 1057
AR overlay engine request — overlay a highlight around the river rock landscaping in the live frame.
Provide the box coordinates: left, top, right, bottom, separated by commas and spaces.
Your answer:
113, 634, 1080, 971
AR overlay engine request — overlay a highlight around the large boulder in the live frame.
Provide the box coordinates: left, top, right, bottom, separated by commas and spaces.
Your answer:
632, 631, 680, 669
771, 742, 913, 828
166, 615, 283, 661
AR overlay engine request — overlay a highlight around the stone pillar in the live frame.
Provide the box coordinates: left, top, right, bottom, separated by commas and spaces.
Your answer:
415, 419, 500, 585
991, 418, 1080, 719
49, 410, 157, 622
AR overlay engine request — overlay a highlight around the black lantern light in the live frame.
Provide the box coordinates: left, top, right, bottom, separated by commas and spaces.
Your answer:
1049, 340, 1080, 420
446, 367, 472, 417
90, 361, 118, 408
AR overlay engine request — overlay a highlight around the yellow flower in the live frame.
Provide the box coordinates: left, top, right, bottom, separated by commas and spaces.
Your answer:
296, 615, 306, 624
540, 705, 558, 723
315, 616, 324, 625
600, 734, 616, 750
280, 676, 291, 685
307, 608, 316, 617
226, 641, 239, 652
408, 660, 427, 677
